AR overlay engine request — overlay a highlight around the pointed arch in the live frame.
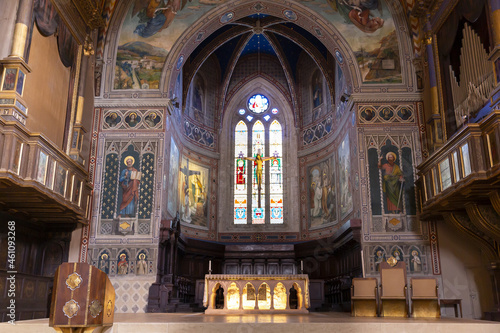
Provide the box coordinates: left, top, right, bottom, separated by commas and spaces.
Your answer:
234, 120, 248, 224
269, 120, 283, 224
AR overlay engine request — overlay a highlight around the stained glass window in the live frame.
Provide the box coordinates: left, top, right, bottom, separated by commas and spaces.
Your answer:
234, 120, 248, 224
248, 94, 269, 113
269, 120, 283, 224
233, 106, 284, 224
252, 120, 265, 224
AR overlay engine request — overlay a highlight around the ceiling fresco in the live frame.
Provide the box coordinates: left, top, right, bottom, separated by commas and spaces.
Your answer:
113, 0, 402, 90
296, 0, 401, 83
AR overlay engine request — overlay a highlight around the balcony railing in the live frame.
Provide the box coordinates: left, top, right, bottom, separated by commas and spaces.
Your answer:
417, 110, 500, 218
0, 118, 91, 225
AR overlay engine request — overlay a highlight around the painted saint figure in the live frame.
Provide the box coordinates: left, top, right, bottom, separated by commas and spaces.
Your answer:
378, 152, 404, 214
118, 156, 141, 218
327, 0, 385, 33
236, 158, 246, 185
411, 250, 422, 272
136, 253, 147, 275
117, 253, 128, 275
99, 253, 109, 274
374, 250, 385, 272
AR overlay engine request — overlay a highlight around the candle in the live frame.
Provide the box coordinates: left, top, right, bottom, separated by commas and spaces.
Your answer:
209, 260, 212, 271
300, 260, 303, 272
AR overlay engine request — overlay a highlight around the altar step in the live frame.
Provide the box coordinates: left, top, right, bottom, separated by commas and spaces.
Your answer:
2, 312, 500, 333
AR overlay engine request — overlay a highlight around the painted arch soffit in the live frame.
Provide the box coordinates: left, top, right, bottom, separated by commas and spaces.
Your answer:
108, 0, 410, 95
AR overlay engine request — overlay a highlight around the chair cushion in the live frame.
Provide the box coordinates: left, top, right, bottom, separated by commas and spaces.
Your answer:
411, 278, 438, 299
381, 268, 406, 297
352, 278, 377, 298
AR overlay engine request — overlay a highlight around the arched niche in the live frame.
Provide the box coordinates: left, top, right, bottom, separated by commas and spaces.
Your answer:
273, 282, 287, 310
218, 77, 299, 234
226, 282, 240, 310
211, 282, 224, 309
242, 282, 256, 310
257, 282, 271, 310
291, 283, 303, 310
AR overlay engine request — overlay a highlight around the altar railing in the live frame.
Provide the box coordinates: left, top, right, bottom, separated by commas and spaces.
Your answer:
203, 274, 310, 314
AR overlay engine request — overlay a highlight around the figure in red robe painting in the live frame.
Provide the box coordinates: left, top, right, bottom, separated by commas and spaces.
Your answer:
118, 156, 141, 218
236, 158, 245, 185
378, 152, 404, 214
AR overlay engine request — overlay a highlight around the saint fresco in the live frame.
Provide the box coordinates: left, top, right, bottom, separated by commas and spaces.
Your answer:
298, 0, 401, 83
167, 138, 180, 216
178, 155, 209, 227
308, 156, 337, 228
115, 0, 225, 89
338, 134, 353, 218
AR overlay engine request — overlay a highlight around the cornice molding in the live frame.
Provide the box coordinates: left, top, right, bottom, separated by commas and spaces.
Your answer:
94, 98, 172, 109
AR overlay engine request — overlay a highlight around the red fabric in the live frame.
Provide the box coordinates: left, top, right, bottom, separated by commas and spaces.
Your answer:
119, 179, 140, 211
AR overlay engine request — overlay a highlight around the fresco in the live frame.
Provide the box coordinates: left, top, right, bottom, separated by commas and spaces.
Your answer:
297, 0, 401, 83
308, 155, 337, 228
99, 141, 157, 235
115, 0, 226, 89
366, 135, 417, 232
167, 138, 180, 216
178, 155, 209, 227
114, 0, 401, 89
338, 133, 353, 218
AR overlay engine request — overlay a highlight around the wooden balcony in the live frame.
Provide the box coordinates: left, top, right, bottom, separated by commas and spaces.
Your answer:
0, 118, 91, 228
417, 110, 500, 220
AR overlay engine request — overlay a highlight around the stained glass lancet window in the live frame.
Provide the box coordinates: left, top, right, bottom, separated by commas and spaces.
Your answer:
233, 105, 284, 225
252, 120, 265, 224
234, 120, 248, 224
269, 120, 283, 224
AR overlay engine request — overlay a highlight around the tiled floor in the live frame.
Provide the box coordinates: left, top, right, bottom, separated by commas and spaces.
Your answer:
2, 312, 500, 333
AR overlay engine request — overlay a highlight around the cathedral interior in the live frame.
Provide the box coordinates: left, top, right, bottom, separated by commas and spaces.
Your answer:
1, 0, 500, 324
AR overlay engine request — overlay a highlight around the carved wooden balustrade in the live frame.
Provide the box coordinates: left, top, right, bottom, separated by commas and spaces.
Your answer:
0, 118, 91, 226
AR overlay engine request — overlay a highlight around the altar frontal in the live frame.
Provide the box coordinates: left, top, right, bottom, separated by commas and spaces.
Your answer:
203, 274, 310, 314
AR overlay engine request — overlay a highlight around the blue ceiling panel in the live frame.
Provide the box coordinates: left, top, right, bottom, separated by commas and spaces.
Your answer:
240, 34, 277, 58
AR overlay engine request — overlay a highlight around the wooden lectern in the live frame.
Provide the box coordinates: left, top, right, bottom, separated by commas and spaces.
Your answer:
49, 263, 115, 333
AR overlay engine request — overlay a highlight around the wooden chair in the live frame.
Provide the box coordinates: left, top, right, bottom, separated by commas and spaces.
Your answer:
351, 278, 378, 317
379, 260, 408, 317
410, 278, 440, 318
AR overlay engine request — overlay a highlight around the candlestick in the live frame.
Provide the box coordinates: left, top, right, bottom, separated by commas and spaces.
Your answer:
300, 260, 303, 273
209, 260, 212, 272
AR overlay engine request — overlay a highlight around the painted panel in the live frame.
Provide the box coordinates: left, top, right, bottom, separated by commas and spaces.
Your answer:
167, 138, 180, 216
297, 0, 402, 83
115, 0, 221, 89
179, 155, 209, 227
338, 133, 353, 218
308, 155, 337, 228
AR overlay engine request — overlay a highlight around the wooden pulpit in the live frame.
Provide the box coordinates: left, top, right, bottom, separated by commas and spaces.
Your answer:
49, 263, 115, 333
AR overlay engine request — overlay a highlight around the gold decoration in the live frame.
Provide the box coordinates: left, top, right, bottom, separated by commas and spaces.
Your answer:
63, 299, 80, 318
65, 272, 82, 290
106, 300, 113, 317
83, 35, 94, 56
387, 256, 398, 267
119, 221, 131, 230
389, 218, 401, 226
124, 155, 135, 166
89, 299, 103, 318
